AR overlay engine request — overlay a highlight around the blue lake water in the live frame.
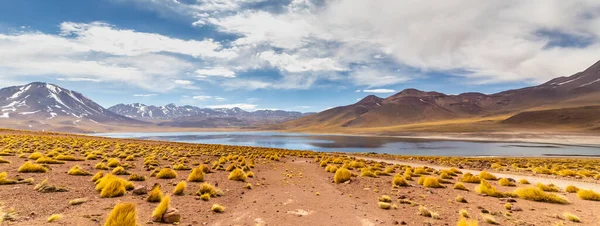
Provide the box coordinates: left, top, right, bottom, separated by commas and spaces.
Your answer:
93, 131, 600, 157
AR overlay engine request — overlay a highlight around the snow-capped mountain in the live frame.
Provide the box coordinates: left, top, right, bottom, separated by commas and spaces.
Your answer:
0, 82, 140, 124
108, 103, 314, 127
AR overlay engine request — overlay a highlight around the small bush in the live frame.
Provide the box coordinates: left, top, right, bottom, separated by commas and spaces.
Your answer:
576, 189, 600, 201
456, 195, 467, 203
360, 169, 378, 178
519, 178, 530, 184
91, 171, 104, 182
104, 202, 138, 226
128, 174, 146, 181
173, 181, 186, 196
28, 152, 44, 160
18, 161, 47, 173
107, 158, 121, 168
479, 171, 497, 180
392, 174, 409, 186
536, 183, 560, 192
36, 157, 64, 164
156, 168, 177, 179
459, 209, 470, 218
457, 217, 478, 226
68, 165, 91, 176
95, 162, 109, 170
454, 182, 469, 191
244, 183, 252, 190
378, 202, 391, 209
211, 204, 225, 213
481, 214, 499, 225
461, 173, 480, 183
565, 185, 579, 193
147, 185, 163, 202
475, 180, 506, 198
152, 195, 171, 222
69, 198, 88, 205
334, 168, 352, 183
187, 167, 205, 182
200, 193, 211, 201
47, 214, 62, 222
228, 168, 247, 182
246, 171, 254, 178
100, 178, 126, 198
379, 195, 392, 203
513, 187, 569, 204
563, 212, 580, 222
197, 183, 218, 197
111, 166, 130, 175
418, 206, 439, 219
422, 176, 445, 188
498, 178, 515, 187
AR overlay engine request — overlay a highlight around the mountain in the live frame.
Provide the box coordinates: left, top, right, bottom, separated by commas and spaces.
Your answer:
277, 60, 600, 130
0, 82, 140, 125
109, 103, 314, 127
502, 105, 600, 130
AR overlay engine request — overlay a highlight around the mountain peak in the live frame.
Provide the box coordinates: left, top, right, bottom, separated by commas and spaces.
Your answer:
357, 95, 383, 104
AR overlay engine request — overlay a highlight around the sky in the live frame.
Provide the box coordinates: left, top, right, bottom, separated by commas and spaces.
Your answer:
1, 0, 600, 112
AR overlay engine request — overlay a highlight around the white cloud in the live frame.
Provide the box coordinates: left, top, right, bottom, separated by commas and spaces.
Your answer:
350, 68, 412, 87
362, 89, 396, 93
174, 79, 193, 85
214, 96, 226, 101
195, 67, 236, 78
207, 103, 258, 110
56, 77, 102, 82
192, 95, 213, 101
133, 94, 158, 97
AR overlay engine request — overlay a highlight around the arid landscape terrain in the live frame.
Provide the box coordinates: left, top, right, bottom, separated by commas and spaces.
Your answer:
0, 129, 598, 225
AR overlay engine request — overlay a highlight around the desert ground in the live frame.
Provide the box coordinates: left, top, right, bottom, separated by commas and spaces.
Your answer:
0, 129, 598, 225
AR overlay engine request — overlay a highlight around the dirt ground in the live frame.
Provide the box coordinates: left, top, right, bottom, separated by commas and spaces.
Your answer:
1, 153, 600, 226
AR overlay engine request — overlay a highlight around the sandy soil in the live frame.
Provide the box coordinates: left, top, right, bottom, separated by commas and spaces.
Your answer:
1, 154, 599, 225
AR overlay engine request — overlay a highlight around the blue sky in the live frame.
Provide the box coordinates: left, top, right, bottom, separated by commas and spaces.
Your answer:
1, 0, 599, 112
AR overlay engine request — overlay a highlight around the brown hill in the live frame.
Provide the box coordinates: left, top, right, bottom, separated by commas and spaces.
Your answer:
277, 60, 600, 131
502, 105, 600, 130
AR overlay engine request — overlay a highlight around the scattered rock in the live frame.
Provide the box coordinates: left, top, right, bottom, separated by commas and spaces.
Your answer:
132, 185, 148, 195
162, 207, 181, 224
511, 206, 523, 211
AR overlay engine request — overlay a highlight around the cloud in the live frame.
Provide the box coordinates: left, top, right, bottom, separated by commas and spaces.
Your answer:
195, 67, 236, 78
214, 96, 226, 101
192, 95, 213, 101
207, 103, 258, 110
174, 79, 193, 85
295, 105, 312, 109
56, 77, 102, 82
350, 67, 412, 87
362, 89, 396, 93
133, 94, 158, 97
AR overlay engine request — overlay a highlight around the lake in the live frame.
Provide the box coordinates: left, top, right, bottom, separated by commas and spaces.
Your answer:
94, 131, 600, 157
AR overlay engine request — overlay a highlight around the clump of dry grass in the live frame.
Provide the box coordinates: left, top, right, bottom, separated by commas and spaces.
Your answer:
47, 214, 62, 222
420, 176, 445, 188
481, 214, 499, 225
456, 195, 467, 203
519, 178, 530, 184
246, 171, 254, 178
244, 183, 252, 190
111, 166, 130, 175
334, 168, 352, 183
378, 202, 392, 209
513, 187, 569, 204
35, 178, 68, 193
479, 171, 497, 180
128, 174, 146, 181
91, 171, 105, 182
454, 182, 469, 191
536, 183, 560, 192
228, 168, 247, 182
211, 204, 225, 213
156, 168, 177, 179
392, 174, 409, 187
36, 157, 64, 164
104, 202, 138, 226
18, 161, 47, 173
459, 209, 470, 218
69, 198, 88, 205
576, 189, 600, 201
565, 185, 579, 193
200, 193, 211, 201
0, 172, 17, 185
562, 212, 581, 222
68, 165, 91, 176
418, 206, 439, 219
95, 174, 128, 198
107, 158, 121, 168
360, 168, 378, 178
461, 173, 480, 183
28, 152, 44, 160
147, 184, 163, 202
379, 195, 392, 203
95, 162, 109, 170
197, 183, 219, 197
187, 167, 205, 182
457, 217, 478, 226
152, 195, 173, 222
475, 180, 507, 198
173, 181, 186, 196
498, 178, 515, 187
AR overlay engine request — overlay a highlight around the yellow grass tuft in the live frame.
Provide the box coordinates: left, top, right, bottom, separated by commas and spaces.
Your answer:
475, 180, 506, 198
461, 173, 480, 183
392, 174, 409, 186
519, 178, 530, 184
334, 168, 352, 183
104, 202, 138, 226
378, 202, 392, 209
91, 171, 104, 182
128, 174, 146, 181
68, 165, 91, 176
152, 195, 171, 222
200, 193, 211, 201
360, 169, 378, 178
513, 187, 569, 204
156, 168, 177, 179
422, 176, 445, 188
173, 181, 186, 196
28, 152, 44, 160
459, 209, 470, 218
100, 177, 126, 198
244, 183, 253, 190
562, 212, 580, 222
36, 156, 64, 164
246, 171, 254, 178
481, 214, 499, 225
478, 171, 497, 180
147, 185, 163, 202
211, 204, 225, 213
457, 217, 479, 226
197, 183, 218, 197
498, 178, 515, 187
107, 158, 121, 168
454, 182, 469, 191
536, 183, 560, 192
456, 195, 467, 203
95, 162, 109, 170
18, 161, 47, 173
187, 167, 205, 182
228, 168, 247, 182
565, 185, 579, 193
418, 206, 439, 219
576, 189, 600, 201
69, 198, 88, 205
47, 214, 62, 222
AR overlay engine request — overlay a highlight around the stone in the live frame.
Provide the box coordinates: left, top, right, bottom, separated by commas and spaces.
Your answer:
162, 207, 181, 224
132, 185, 147, 195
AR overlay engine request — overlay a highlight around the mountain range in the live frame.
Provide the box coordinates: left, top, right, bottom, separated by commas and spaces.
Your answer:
274, 60, 600, 131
